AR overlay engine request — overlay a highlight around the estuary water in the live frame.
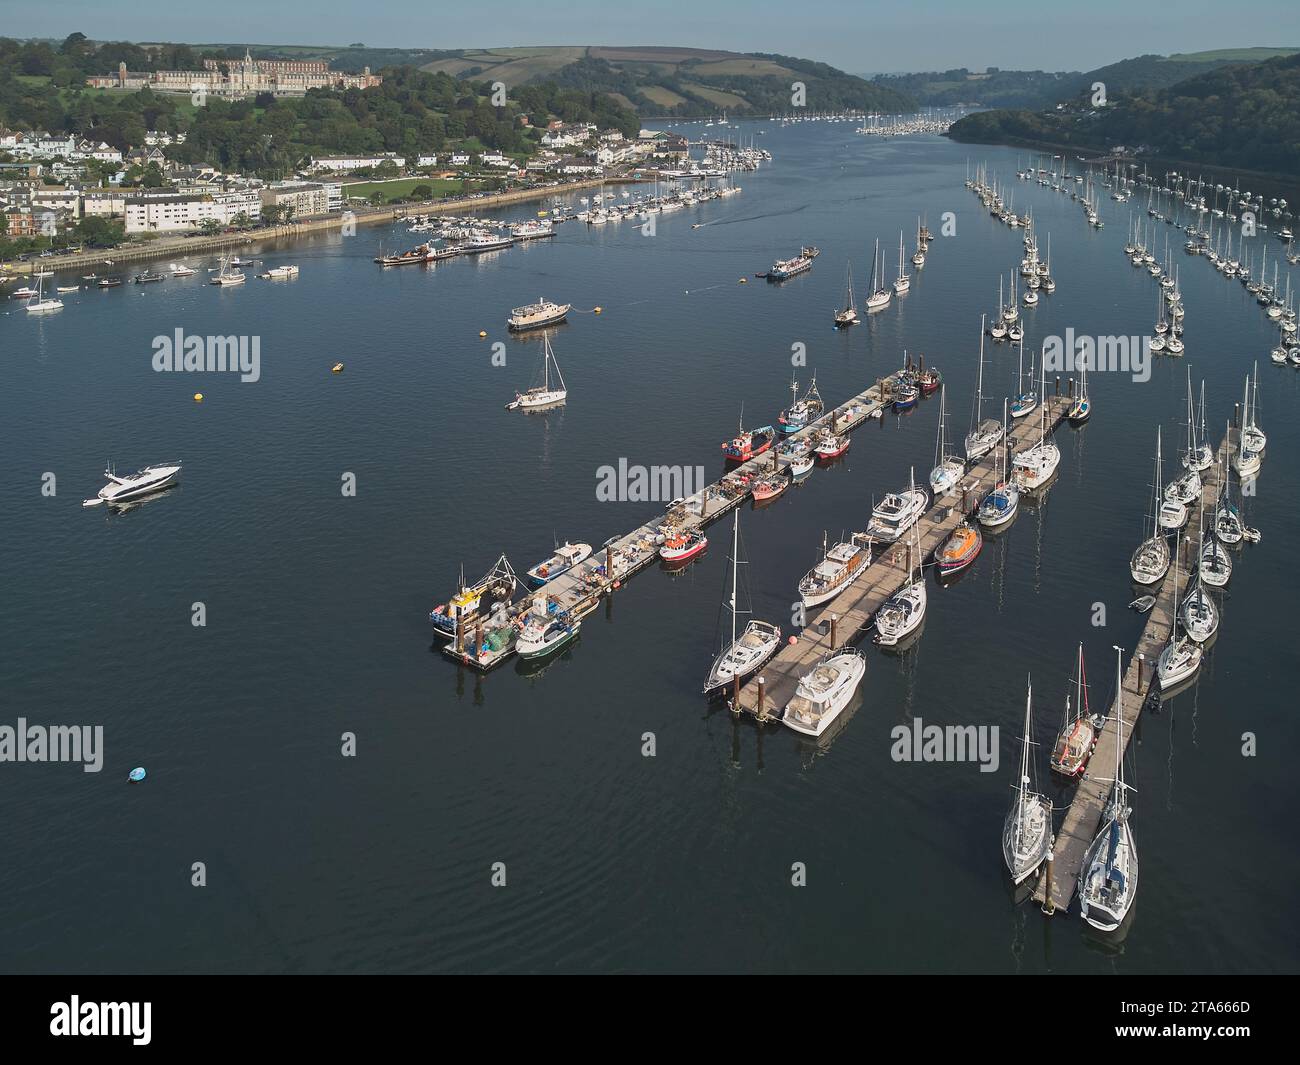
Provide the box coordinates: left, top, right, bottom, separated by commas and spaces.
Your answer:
2, 120, 1297, 973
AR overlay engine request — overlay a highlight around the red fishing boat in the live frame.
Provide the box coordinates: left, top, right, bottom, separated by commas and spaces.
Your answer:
751, 469, 790, 503
659, 529, 708, 565
722, 423, 775, 463
813, 432, 850, 460
918, 365, 942, 395
936, 520, 981, 575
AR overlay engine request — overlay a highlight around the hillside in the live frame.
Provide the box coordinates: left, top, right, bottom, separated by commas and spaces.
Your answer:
947, 51, 1300, 180
419, 45, 917, 116
873, 46, 1300, 110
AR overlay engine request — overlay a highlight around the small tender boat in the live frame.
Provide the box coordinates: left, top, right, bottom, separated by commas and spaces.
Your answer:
526, 541, 593, 585
1129, 595, 1156, 612
782, 649, 867, 736
659, 529, 707, 565
936, 521, 981, 575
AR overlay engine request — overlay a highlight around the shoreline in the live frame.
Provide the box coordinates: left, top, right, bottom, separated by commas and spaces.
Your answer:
3, 175, 644, 277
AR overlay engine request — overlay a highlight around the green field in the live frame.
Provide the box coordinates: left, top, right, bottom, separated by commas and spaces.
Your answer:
1164, 47, 1300, 63
341, 177, 472, 202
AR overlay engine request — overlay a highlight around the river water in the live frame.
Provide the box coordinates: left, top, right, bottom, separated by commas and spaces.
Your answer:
2, 119, 1296, 973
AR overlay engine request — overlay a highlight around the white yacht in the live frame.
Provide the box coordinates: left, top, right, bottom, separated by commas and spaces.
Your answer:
866, 476, 928, 543
1132, 430, 1172, 583
86, 461, 182, 507
965, 320, 1003, 461
1011, 360, 1059, 490
507, 336, 567, 410
704, 510, 782, 696
929, 385, 965, 495
1157, 555, 1203, 690
1002, 678, 1051, 885
874, 530, 926, 646
782, 648, 867, 737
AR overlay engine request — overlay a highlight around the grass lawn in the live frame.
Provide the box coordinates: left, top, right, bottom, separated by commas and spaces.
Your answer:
342, 177, 471, 202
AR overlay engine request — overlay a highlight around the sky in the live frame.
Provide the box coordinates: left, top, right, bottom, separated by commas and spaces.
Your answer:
4, 0, 1300, 74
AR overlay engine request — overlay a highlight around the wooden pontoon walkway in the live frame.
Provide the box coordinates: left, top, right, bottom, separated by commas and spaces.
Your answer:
442, 371, 902, 669
1033, 428, 1235, 915
734, 395, 1073, 718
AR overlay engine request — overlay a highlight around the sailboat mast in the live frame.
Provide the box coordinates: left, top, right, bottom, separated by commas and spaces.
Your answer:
729, 509, 739, 645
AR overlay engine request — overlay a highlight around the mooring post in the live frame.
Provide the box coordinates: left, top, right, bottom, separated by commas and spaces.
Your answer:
454, 615, 463, 654
1068, 377, 1075, 398
756, 676, 767, 722
606, 545, 614, 585
1042, 835, 1056, 915
830, 613, 838, 649
732, 672, 741, 714
474, 620, 483, 657
1054, 375, 1060, 396
1233, 402, 1241, 429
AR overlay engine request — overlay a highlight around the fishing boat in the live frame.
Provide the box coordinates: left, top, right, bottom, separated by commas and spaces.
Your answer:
660, 529, 707, 565
978, 402, 1019, 528
965, 319, 1003, 461
798, 532, 872, 607
516, 603, 581, 660
507, 336, 567, 410
751, 468, 790, 502
1079, 649, 1139, 932
97, 276, 122, 288
867, 473, 928, 543
778, 376, 823, 433
874, 528, 926, 646
428, 555, 518, 636
704, 510, 781, 696
812, 431, 849, 460
526, 541, 592, 585
833, 262, 858, 326
508, 297, 571, 332
864, 237, 891, 310
916, 361, 941, 396
723, 418, 776, 462
1157, 553, 1203, 690
375, 242, 438, 266
929, 385, 965, 495
893, 379, 919, 411
782, 648, 867, 736
1002, 677, 1051, 885
1132, 430, 1172, 584
789, 452, 815, 478
1050, 644, 1103, 778
83, 461, 181, 507
936, 521, 981, 575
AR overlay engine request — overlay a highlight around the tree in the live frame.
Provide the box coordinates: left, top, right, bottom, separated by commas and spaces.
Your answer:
76, 216, 125, 247
410, 184, 433, 200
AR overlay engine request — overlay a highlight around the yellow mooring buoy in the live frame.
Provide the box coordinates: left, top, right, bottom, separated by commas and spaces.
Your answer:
332, 362, 344, 373
593, 306, 602, 315
193, 392, 204, 402
479, 330, 488, 338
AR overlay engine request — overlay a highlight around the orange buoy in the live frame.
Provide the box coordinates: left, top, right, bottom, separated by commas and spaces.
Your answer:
787, 635, 798, 645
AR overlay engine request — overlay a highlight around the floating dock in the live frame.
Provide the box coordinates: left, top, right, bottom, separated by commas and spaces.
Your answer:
1033, 428, 1234, 915
442, 371, 911, 669
732, 395, 1073, 718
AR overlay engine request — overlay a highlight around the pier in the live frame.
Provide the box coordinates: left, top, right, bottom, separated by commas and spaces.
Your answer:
443, 370, 912, 669
1033, 428, 1234, 915
732, 395, 1073, 718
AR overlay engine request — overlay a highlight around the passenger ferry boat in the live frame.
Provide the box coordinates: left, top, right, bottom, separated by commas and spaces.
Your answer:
375, 243, 438, 266
508, 297, 571, 332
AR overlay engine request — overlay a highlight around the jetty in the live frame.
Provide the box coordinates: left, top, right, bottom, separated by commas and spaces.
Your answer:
1033, 427, 1234, 915
444, 370, 906, 669
732, 395, 1073, 718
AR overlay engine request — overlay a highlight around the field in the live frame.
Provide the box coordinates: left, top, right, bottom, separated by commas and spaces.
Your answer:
1164, 47, 1300, 63
420, 46, 589, 83
680, 83, 750, 109
639, 85, 688, 109
341, 178, 468, 202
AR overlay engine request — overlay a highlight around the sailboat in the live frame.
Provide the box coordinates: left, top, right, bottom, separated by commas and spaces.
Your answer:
1002, 677, 1051, 885
704, 509, 782, 696
911, 218, 926, 267
874, 523, 926, 646
209, 254, 246, 286
1214, 438, 1245, 545
1131, 430, 1172, 584
507, 336, 567, 410
1166, 386, 1203, 506
1182, 376, 1213, 471
1050, 644, 1103, 778
1199, 507, 1233, 587
1242, 364, 1266, 453
892, 231, 910, 294
24, 272, 63, 314
1068, 352, 1091, 422
965, 318, 1003, 461
1157, 549, 1203, 690
833, 262, 859, 326
988, 279, 1008, 340
1155, 426, 1189, 531
1079, 647, 1139, 932
929, 384, 965, 495
1009, 335, 1037, 419
865, 238, 891, 311
1012, 358, 1060, 491
978, 401, 1019, 528
1180, 565, 1219, 644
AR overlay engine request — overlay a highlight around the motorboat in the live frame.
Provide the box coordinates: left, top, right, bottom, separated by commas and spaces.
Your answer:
508, 297, 571, 331
782, 649, 867, 736
526, 542, 592, 585
798, 533, 871, 607
84, 461, 181, 507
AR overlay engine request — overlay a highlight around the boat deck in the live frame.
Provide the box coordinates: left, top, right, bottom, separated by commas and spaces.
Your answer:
441, 373, 907, 670
733, 395, 1073, 718
1033, 428, 1234, 914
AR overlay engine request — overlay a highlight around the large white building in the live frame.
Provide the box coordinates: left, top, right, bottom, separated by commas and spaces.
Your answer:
309, 153, 406, 173
123, 189, 261, 233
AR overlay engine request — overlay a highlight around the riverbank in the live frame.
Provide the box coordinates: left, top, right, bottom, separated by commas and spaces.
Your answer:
2, 175, 644, 277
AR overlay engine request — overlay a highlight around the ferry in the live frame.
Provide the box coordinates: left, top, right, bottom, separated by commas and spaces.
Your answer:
508, 297, 571, 332
375, 243, 438, 266
722, 424, 775, 463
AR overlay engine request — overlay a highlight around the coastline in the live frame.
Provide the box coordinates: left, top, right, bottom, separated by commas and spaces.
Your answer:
4, 175, 645, 277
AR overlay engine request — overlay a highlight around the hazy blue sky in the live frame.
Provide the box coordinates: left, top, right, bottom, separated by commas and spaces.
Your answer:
5, 0, 1299, 73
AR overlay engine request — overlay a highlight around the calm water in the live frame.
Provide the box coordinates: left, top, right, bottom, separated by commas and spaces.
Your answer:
3, 122, 1297, 974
